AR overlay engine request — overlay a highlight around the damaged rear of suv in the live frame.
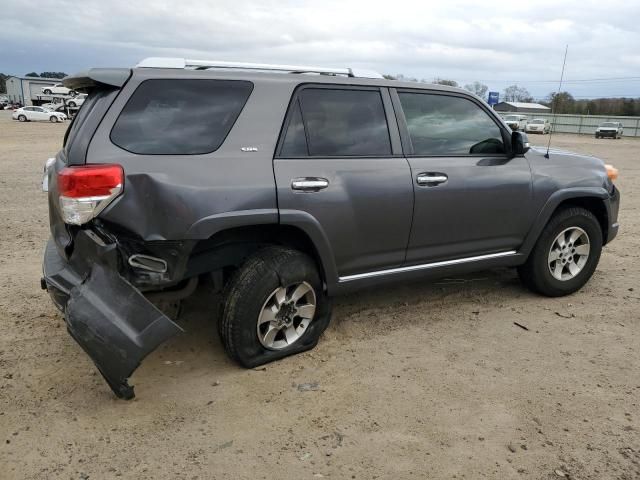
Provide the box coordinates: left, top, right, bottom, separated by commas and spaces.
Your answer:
43, 58, 620, 399
42, 61, 331, 398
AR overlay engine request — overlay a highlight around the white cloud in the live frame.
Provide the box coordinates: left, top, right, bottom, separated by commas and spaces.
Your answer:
2, 0, 640, 98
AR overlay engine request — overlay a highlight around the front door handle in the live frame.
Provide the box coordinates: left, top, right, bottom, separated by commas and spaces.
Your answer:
291, 177, 329, 192
416, 173, 448, 186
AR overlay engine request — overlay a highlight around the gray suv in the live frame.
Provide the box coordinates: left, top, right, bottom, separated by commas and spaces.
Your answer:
42, 58, 620, 399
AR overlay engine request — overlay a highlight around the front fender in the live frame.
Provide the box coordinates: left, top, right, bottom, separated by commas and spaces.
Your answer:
520, 187, 610, 256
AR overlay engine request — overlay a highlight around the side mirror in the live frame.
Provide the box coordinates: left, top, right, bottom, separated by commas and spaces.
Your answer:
511, 131, 530, 155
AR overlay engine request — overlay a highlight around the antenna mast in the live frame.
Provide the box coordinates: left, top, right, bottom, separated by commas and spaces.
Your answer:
545, 45, 569, 158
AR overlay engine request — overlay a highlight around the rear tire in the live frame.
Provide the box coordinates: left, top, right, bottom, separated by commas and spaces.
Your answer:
43, 89, 52, 95
518, 207, 603, 297
68, 101, 76, 107
219, 246, 332, 368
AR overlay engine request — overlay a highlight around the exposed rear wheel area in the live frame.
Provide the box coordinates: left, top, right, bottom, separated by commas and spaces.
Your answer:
219, 246, 332, 368
518, 207, 603, 297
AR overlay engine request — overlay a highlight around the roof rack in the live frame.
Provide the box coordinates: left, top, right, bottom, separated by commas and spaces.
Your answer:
136, 57, 383, 79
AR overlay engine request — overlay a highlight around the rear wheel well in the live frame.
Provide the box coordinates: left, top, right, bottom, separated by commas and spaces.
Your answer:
554, 197, 608, 242
187, 225, 326, 285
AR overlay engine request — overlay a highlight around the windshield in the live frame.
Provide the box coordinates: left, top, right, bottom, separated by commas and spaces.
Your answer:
530, 119, 544, 124
600, 122, 617, 127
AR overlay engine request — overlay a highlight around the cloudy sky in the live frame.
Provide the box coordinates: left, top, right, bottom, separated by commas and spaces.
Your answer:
2, 0, 640, 99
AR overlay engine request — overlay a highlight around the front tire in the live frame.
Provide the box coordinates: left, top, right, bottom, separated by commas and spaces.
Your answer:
518, 207, 603, 297
43, 89, 52, 95
18, 115, 26, 122
219, 246, 332, 368
49, 116, 58, 123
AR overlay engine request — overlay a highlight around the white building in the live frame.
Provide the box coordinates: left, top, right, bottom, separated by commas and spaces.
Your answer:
5, 76, 61, 106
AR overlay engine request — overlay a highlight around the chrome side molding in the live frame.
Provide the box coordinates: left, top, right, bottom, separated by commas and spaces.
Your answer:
338, 251, 518, 283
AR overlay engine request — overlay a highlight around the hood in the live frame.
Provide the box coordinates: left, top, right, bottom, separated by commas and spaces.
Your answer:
527, 145, 609, 190
529, 146, 601, 160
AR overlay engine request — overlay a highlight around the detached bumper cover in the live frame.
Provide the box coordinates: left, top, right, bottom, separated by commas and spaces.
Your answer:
43, 232, 183, 399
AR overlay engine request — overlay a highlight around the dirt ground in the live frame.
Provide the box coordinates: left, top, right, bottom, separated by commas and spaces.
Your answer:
0, 110, 638, 480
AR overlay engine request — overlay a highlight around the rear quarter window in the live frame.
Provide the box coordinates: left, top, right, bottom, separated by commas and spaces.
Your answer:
110, 79, 253, 155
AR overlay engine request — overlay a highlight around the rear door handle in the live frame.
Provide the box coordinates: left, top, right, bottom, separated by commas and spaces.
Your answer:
291, 177, 329, 192
416, 173, 448, 186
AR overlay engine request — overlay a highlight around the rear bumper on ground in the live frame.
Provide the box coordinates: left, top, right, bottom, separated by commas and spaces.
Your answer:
42, 231, 182, 399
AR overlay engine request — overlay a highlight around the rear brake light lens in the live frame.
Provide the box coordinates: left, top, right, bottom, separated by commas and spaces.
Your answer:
58, 164, 123, 225
605, 164, 619, 182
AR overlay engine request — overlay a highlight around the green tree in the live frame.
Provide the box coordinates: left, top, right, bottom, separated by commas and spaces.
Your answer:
25, 72, 39, 77
545, 91, 575, 114
0, 73, 7, 93
622, 98, 635, 116
585, 100, 598, 115
40, 72, 68, 79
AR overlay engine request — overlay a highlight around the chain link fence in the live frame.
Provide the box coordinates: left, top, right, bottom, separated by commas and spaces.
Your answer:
501, 112, 640, 137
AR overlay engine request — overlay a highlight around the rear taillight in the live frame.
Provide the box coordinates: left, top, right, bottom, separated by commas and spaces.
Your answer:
58, 164, 124, 225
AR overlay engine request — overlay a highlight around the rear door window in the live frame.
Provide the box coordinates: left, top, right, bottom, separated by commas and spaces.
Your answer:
399, 92, 506, 155
111, 79, 253, 155
280, 87, 391, 157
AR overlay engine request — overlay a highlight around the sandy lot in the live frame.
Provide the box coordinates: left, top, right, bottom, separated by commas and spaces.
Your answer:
0, 110, 638, 479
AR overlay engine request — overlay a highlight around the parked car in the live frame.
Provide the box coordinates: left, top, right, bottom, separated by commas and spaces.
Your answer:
503, 114, 528, 131
525, 118, 551, 134
67, 93, 87, 108
595, 122, 623, 139
12, 106, 67, 122
42, 58, 620, 399
41, 83, 75, 96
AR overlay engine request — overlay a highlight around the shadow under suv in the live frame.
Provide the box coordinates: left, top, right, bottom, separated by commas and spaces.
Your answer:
42, 58, 620, 399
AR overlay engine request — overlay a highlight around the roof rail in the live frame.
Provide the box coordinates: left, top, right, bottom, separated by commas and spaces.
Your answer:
136, 57, 383, 79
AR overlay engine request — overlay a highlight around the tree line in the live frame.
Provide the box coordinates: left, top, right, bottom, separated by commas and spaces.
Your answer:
384, 74, 640, 116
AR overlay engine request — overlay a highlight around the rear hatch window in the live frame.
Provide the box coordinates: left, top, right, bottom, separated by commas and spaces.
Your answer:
110, 79, 253, 155
64, 89, 111, 154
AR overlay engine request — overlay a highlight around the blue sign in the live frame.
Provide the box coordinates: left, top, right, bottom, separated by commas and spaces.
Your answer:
487, 91, 499, 106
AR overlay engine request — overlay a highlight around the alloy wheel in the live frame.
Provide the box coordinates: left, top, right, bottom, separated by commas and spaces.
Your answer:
548, 227, 590, 281
257, 282, 316, 350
